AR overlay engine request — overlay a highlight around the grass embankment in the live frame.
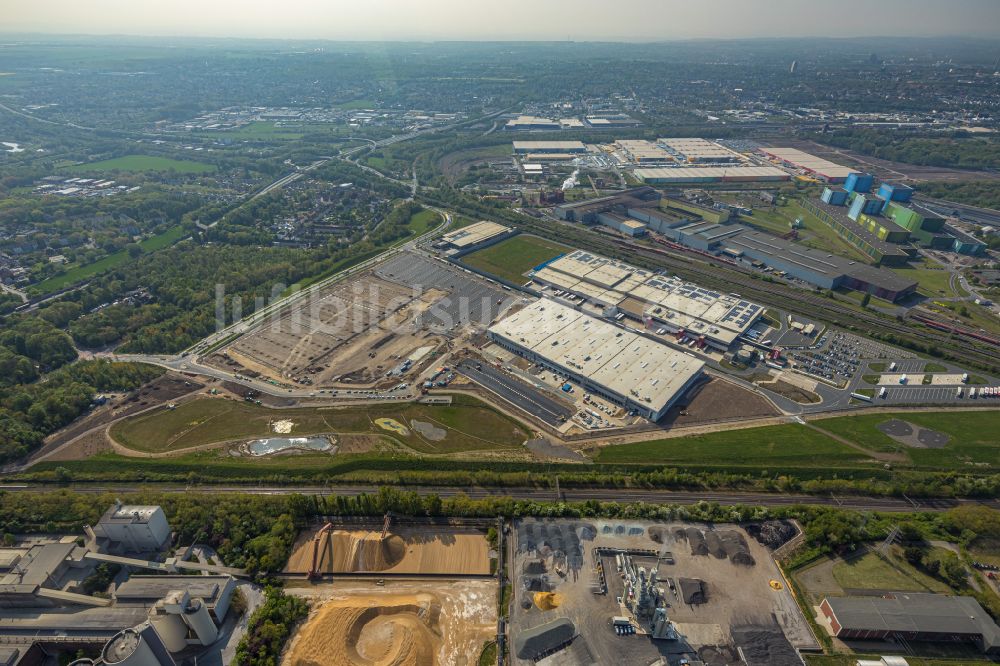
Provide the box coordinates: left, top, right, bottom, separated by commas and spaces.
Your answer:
32, 225, 187, 295
462, 234, 572, 283
66, 155, 215, 173
595, 410, 1000, 471
812, 410, 1000, 468
832, 550, 951, 593
593, 424, 868, 467
110, 393, 529, 455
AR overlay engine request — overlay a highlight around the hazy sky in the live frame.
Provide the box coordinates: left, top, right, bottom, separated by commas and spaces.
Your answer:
6, 0, 1000, 41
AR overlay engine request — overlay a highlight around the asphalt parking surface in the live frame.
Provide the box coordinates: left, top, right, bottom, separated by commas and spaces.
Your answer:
456, 360, 573, 427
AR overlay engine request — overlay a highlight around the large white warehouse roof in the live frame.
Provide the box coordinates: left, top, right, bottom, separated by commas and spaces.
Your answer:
488, 299, 704, 415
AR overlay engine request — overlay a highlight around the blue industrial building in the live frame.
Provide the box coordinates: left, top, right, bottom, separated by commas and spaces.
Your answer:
848, 194, 885, 220
878, 182, 914, 203
844, 173, 874, 194
821, 187, 849, 206
948, 225, 987, 256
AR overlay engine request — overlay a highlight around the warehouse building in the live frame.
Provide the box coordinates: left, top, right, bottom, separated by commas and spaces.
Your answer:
759, 147, 858, 183
437, 221, 514, 254
505, 115, 562, 131
554, 187, 660, 223
488, 299, 704, 420
820, 594, 1000, 654
530, 250, 764, 350
658, 138, 746, 163
615, 139, 675, 164
725, 230, 918, 302
634, 166, 790, 184
513, 140, 587, 155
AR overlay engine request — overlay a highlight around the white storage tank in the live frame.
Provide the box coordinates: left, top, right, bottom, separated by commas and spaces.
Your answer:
182, 598, 219, 645
149, 608, 189, 653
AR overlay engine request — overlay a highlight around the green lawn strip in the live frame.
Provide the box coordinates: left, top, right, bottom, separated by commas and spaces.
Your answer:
32, 224, 188, 294
593, 424, 869, 467
65, 155, 215, 174
462, 235, 573, 284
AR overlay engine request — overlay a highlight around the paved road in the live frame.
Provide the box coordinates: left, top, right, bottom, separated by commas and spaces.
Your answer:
1, 483, 992, 513
455, 360, 574, 427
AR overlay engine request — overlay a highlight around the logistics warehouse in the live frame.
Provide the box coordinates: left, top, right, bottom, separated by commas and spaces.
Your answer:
531, 249, 764, 350
488, 299, 705, 420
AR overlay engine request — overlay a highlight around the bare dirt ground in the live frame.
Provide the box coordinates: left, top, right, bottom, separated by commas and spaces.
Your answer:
285, 525, 490, 576
211, 271, 447, 389
283, 579, 496, 666
780, 139, 1000, 183
658, 377, 780, 427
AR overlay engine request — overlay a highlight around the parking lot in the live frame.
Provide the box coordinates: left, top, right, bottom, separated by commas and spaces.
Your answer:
375, 252, 514, 332
879, 385, 999, 404
787, 332, 859, 385
455, 359, 574, 428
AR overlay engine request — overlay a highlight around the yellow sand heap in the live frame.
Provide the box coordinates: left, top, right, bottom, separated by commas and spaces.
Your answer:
320, 530, 407, 572
286, 593, 442, 666
533, 591, 563, 611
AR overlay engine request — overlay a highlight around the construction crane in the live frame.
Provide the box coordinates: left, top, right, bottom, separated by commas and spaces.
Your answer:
381, 512, 392, 539
308, 522, 334, 580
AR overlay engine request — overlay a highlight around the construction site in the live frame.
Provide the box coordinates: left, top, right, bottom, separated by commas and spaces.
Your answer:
509, 518, 817, 666
207, 252, 511, 391
282, 579, 497, 666
280, 516, 497, 666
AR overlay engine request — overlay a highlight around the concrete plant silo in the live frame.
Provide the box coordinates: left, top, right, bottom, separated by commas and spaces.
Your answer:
101, 626, 176, 666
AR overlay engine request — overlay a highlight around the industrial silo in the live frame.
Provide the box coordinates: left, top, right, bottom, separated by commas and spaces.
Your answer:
101, 627, 175, 666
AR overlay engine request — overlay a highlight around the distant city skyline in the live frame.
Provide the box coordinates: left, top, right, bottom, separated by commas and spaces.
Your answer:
5, 0, 1000, 41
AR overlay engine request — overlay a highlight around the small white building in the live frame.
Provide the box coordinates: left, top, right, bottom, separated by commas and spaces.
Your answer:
94, 503, 171, 552
857, 658, 909, 666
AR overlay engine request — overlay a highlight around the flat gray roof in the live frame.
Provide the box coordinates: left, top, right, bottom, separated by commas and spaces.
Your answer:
827, 594, 1000, 649
114, 576, 231, 605
728, 229, 917, 293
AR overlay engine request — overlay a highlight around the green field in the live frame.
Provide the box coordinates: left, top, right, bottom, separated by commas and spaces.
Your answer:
832, 551, 950, 593
32, 225, 187, 294
812, 410, 1000, 466
66, 155, 215, 174
406, 209, 441, 236
110, 394, 529, 455
593, 424, 868, 467
462, 234, 572, 284
891, 264, 960, 298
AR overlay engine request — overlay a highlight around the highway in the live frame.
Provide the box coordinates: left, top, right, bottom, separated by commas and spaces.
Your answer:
1, 483, 992, 513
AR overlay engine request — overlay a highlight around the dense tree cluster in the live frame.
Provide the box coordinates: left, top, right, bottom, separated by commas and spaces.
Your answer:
233, 588, 309, 666
0, 360, 162, 463
817, 129, 1000, 170
0, 315, 78, 386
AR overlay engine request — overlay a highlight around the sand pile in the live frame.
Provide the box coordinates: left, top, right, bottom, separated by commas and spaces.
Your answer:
284, 527, 490, 575
320, 531, 407, 572
533, 591, 563, 611
286, 593, 442, 666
